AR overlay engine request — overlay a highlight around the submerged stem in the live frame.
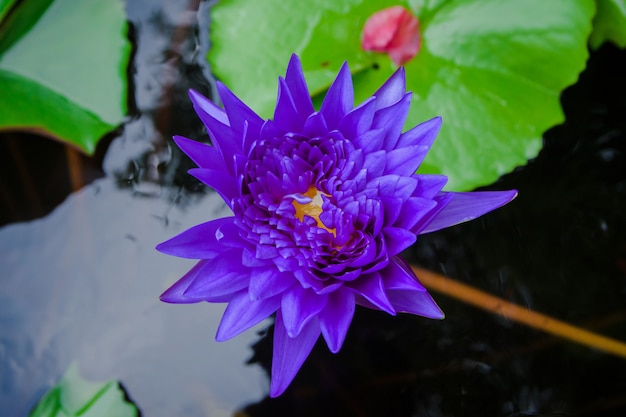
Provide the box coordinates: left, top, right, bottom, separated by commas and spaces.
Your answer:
412, 265, 626, 360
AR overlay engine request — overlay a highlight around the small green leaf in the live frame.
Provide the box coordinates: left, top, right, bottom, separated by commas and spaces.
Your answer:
28, 363, 138, 417
590, 0, 626, 49
208, 0, 594, 190
0, 0, 131, 154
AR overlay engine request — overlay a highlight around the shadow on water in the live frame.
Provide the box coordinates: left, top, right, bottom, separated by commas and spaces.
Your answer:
0, 0, 625, 416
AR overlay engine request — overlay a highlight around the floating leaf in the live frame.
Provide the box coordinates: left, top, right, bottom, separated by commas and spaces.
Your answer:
0, 0, 131, 154
0, 0, 18, 22
208, 0, 594, 190
590, 0, 626, 49
28, 363, 138, 417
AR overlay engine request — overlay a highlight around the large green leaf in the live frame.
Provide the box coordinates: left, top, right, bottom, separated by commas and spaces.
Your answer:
208, 0, 594, 190
590, 0, 626, 48
28, 363, 138, 417
0, 0, 18, 23
0, 0, 130, 154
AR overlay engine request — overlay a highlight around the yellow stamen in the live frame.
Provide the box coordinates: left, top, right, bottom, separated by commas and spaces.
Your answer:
292, 186, 336, 236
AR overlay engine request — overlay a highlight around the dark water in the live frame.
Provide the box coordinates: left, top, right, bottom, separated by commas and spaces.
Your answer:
1, 1, 625, 416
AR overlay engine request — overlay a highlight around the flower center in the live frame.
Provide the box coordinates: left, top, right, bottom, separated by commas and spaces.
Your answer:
292, 186, 336, 237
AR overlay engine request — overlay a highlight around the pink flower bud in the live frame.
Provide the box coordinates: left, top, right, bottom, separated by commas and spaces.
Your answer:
361, 6, 421, 66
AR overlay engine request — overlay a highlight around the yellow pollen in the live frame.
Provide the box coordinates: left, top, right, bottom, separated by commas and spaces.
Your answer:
292, 186, 336, 237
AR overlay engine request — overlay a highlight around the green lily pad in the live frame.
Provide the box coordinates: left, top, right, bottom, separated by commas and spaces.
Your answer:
590, 0, 626, 49
28, 363, 138, 417
0, 0, 18, 22
208, 0, 594, 190
0, 0, 130, 154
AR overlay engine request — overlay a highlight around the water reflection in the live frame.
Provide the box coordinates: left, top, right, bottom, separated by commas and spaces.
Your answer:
0, 179, 268, 416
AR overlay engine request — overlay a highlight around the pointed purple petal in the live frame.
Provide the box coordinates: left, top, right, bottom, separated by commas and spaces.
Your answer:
383, 256, 426, 291
320, 62, 354, 129
388, 289, 444, 319
319, 289, 355, 353
372, 66, 406, 110
371, 92, 412, 150
362, 150, 386, 180
249, 268, 296, 300
349, 272, 395, 315
216, 81, 264, 135
274, 77, 304, 133
394, 197, 437, 230
281, 286, 328, 338
421, 190, 518, 234
156, 217, 237, 259
189, 168, 238, 205
284, 54, 315, 118
352, 128, 385, 154
385, 145, 429, 176
412, 192, 454, 234
216, 292, 281, 341
183, 249, 250, 299
161, 260, 218, 304
382, 226, 417, 256
338, 97, 376, 139
302, 112, 329, 138
397, 116, 442, 149
173, 136, 226, 171
188, 89, 229, 126
270, 311, 320, 397
189, 98, 242, 174
414, 174, 448, 199
370, 174, 418, 201
382, 257, 444, 319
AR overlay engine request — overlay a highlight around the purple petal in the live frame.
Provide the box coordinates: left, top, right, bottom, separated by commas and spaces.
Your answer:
371, 92, 412, 150
382, 226, 417, 256
160, 260, 227, 304
414, 174, 448, 199
421, 190, 518, 234
274, 77, 304, 133
372, 66, 406, 110
349, 272, 395, 315
352, 128, 386, 154
382, 256, 425, 291
156, 217, 237, 259
182, 249, 250, 299
284, 54, 315, 118
281, 286, 328, 338
216, 292, 281, 341
189, 168, 239, 205
270, 310, 320, 397
319, 289, 355, 353
216, 81, 264, 136
190, 100, 242, 172
249, 268, 296, 300
188, 89, 229, 126
388, 289, 444, 319
397, 116, 442, 149
173, 136, 226, 171
362, 150, 386, 180
412, 192, 454, 234
320, 61, 354, 129
382, 257, 444, 319
338, 97, 376, 139
371, 174, 418, 201
302, 112, 329, 138
384, 145, 429, 176
393, 197, 437, 230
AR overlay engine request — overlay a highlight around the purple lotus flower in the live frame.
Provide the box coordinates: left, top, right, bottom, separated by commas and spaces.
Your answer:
157, 54, 516, 397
